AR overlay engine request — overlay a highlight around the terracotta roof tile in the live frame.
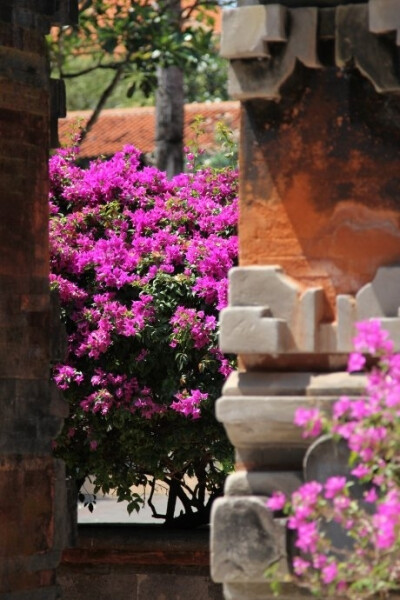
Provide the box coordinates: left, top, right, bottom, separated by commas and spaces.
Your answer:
59, 101, 240, 159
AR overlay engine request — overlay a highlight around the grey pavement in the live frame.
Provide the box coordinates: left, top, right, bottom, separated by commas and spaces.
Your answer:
77, 478, 188, 524
78, 492, 170, 524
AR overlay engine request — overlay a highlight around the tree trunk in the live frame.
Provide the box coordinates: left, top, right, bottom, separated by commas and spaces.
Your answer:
155, 0, 184, 177
155, 65, 184, 177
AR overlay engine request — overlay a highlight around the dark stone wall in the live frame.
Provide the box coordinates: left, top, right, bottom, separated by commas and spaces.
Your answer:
59, 525, 223, 600
0, 2, 75, 598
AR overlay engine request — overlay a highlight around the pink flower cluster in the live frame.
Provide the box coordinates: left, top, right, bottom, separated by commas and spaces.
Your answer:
171, 389, 208, 419
266, 320, 400, 599
170, 307, 217, 350
50, 145, 237, 418
49, 144, 238, 499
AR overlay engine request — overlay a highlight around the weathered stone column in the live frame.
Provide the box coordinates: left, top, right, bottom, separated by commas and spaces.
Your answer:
0, 2, 76, 599
211, 2, 400, 599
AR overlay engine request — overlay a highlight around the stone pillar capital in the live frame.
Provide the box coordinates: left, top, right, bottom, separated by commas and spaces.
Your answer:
221, 0, 400, 99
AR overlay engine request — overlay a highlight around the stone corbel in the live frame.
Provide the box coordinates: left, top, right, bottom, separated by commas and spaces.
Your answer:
336, 3, 400, 94
220, 4, 287, 60
220, 266, 325, 355
369, 0, 400, 46
222, 5, 321, 100
220, 265, 400, 357
221, 1, 400, 101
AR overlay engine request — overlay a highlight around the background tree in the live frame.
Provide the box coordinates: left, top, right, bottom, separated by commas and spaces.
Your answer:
49, 144, 238, 527
48, 0, 227, 174
155, 0, 183, 176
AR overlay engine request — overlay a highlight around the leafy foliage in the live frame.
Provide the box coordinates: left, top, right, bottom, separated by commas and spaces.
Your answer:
50, 144, 238, 526
49, 0, 225, 108
185, 116, 238, 171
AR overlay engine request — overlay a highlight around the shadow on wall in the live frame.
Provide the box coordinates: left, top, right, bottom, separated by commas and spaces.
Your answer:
59, 524, 223, 600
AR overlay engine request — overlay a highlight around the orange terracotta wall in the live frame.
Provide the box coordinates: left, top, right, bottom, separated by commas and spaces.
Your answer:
239, 70, 400, 320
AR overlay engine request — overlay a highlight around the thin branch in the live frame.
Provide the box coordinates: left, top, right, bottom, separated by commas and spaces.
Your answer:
78, 59, 128, 144
175, 483, 194, 514
181, 0, 219, 20
61, 59, 131, 79
80, 0, 93, 11
147, 477, 167, 520
61, 64, 106, 78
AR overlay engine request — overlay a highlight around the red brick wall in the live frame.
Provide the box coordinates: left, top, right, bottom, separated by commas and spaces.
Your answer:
0, 3, 73, 598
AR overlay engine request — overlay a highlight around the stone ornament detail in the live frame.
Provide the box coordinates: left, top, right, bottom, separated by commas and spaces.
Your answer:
220, 4, 287, 59
222, 5, 321, 100
221, 1, 400, 99
210, 372, 366, 596
211, 496, 287, 583
216, 370, 365, 463
336, 3, 400, 94
211, 373, 366, 598
369, 0, 400, 45
220, 265, 400, 355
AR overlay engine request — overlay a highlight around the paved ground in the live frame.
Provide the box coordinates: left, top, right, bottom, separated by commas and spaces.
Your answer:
78, 493, 169, 524
77, 479, 182, 524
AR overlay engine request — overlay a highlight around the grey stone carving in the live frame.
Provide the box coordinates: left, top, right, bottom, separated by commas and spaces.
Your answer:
217, 370, 365, 468
211, 370, 366, 593
221, 1, 400, 99
369, 0, 400, 45
225, 7, 321, 100
210, 496, 287, 583
224, 471, 302, 498
336, 4, 400, 94
220, 265, 400, 356
220, 5, 287, 59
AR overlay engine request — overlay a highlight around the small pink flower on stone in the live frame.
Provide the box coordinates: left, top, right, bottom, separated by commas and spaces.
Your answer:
294, 407, 323, 438
265, 491, 286, 512
353, 319, 394, 355
293, 557, 310, 576
333, 494, 351, 511
324, 476, 347, 499
364, 488, 378, 503
351, 464, 370, 479
348, 352, 366, 373
313, 554, 327, 569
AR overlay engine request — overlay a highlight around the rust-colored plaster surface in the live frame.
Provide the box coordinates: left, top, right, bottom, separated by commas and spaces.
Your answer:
240, 70, 400, 318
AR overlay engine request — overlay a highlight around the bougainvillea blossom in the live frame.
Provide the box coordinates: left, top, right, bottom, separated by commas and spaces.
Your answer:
49, 144, 238, 523
266, 321, 400, 599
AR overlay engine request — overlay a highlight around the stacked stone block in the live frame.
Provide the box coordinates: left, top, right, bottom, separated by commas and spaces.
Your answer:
211, 2, 400, 599
0, 2, 76, 598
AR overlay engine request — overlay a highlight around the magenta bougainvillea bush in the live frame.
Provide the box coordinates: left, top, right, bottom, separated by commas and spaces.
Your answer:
49, 145, 238, 525
266, 321, 400, 599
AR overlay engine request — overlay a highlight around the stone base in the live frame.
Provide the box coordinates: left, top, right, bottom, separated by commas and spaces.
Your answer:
211, 369, 366, 596
217, 370, 365, 470
222, 582, 310, 600
0, 457, 67, 599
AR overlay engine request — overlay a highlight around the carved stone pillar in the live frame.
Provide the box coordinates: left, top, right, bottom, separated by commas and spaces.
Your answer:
211, 2, 400, 599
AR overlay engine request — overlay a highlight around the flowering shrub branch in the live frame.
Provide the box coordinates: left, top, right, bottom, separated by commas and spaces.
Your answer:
50, 144, 237, 526
266, 320, 400, 599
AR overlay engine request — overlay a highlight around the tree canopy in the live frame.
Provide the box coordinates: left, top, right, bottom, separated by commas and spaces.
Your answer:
50, 144, 238, 526
49, 0, 227, 136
